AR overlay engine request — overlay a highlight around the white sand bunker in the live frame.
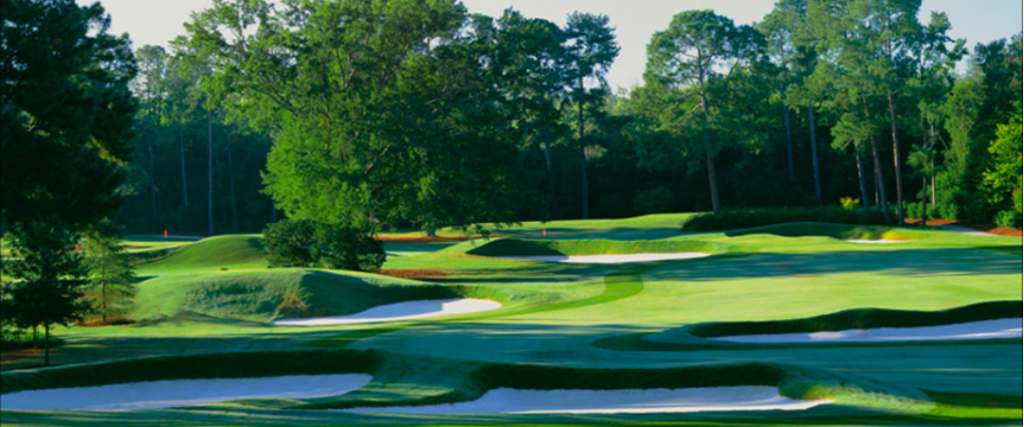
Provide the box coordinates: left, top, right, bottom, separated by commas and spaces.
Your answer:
498, 253, 710, 264
344, 386, 831, 414
712, 318, 1023, 344
0, 374, 372, 411
844, 239, 910, 244
271, 298, 501, 326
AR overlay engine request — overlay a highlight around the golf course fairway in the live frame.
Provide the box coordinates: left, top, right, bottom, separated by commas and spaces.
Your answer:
1, 216, 1021, 426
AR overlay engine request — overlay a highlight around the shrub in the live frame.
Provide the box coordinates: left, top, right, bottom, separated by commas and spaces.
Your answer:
904, 202, 921, 220
680, 207, 888, 232
840, 197, 861, 211
263, 219, 385, 271
313, 223, 386, 272
993, 210, 1023, 229
262, 219, 318, 268
938, 203, 960, 221
633, 186, 677, 215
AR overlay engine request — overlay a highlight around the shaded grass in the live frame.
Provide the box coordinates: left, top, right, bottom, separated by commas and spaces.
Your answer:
686, 300, 1023, 338
0, 350, 383, 395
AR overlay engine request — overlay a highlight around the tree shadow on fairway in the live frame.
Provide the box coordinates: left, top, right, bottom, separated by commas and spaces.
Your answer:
649, 248, 1022, 283
0, 330, 350, 373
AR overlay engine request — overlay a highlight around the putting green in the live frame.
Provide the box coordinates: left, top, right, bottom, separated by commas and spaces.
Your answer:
1, 220, 1020, 426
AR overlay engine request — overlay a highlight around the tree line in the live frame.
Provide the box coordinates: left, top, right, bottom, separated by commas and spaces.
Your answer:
147, 0, 1019, 236
1, 0, 1020, 361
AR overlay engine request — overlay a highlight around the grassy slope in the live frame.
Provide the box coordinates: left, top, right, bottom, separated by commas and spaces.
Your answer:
1, 219, 1021, 426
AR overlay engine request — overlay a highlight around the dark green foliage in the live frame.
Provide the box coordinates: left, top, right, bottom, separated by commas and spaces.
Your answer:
84, 224, 138, 323
262, 220, 385, 271
681, 207, 887, 231
5, 220, 92, 365
314, 223, 386, 272
0, 0, 136, 231
993, 210, 1022, 229
688, 301, 1022, 338
262, 219, 317, 268
633, 186, 677, 215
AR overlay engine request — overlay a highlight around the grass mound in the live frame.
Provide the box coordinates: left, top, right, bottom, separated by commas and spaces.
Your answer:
680, 301, 1022, 339
141, 235, 268, 271
466, 238, 722, 257
133, 269, 473, 323
681, 207, 887, 232
724, 223, 932, 241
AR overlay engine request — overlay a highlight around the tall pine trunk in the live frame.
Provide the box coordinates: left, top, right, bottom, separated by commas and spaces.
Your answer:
207, 109, 214, 236
180, 129, 189, 206
855, 148, 869, 209
887, 88, 905, 225
920, 176, 927, 226
930, 123, 937, 207
44, 323, 50, 366
148, 142, 158, 217
227, 143, 238, 231
577, 91, 589, 220
785, 104, 794, 179
700, 94, 721, 214
864, 97, 891, 224
808, 100, 822, 206
544, 128, 556, 220
101, 252, 107, 324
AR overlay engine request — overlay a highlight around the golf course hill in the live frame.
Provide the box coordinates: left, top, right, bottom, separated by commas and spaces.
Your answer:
131, 235, 508, 324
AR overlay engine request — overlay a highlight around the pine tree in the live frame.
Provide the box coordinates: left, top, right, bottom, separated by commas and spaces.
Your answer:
85, 227, 137, 324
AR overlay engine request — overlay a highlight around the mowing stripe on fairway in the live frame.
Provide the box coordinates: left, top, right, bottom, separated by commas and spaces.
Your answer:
305, 257, 725, 349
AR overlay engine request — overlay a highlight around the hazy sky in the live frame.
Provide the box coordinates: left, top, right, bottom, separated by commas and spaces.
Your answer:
81, 0, 1022, 90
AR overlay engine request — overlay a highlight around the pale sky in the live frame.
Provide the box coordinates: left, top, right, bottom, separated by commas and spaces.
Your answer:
81, 0, 1023, 90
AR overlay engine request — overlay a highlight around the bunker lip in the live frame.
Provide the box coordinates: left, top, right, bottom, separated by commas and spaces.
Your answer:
496, 253, 710, 264
711, 318, 1023, 344
0, 374, 372, 411
342, 386, 831, 414
271, 298, 501, 326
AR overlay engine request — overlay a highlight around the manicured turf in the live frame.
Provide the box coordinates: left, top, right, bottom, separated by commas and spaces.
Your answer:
0, 219, 1020, 426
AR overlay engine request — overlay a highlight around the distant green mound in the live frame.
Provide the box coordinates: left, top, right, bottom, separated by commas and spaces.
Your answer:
725, 223, 933, 242
141, 235, 268, 271
466, 238, 724, 257
133, 269, 468, 323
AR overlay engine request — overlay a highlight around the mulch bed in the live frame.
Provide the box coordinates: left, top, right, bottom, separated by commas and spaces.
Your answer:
958, 222, 1023, 237
904, 218, 1022, 237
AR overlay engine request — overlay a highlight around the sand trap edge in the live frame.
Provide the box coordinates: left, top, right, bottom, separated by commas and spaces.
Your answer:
271, 298, 502, 326
340, 386, 832, 414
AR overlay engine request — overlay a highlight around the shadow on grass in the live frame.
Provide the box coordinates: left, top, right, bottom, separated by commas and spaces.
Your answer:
648, 248, 1021, 283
